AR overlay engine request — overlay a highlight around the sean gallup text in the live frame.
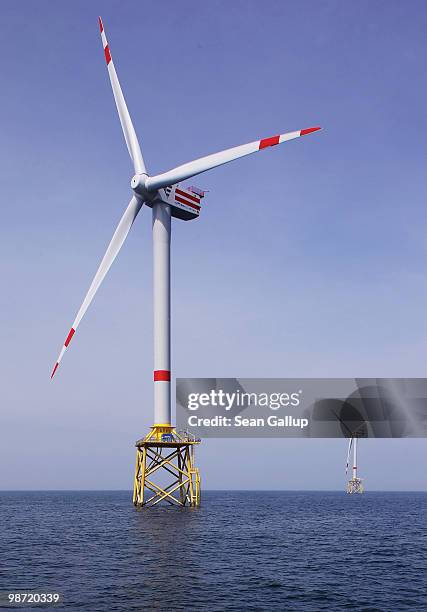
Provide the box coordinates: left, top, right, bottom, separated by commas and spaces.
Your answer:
187, 415, 309, 429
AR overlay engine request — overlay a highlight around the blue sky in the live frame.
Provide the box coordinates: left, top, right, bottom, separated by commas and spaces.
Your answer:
0, 0, 426, 490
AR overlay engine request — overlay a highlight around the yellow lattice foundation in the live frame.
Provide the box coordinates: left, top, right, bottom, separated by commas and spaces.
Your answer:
133, 426, 201, 507
346, 477, 364, 494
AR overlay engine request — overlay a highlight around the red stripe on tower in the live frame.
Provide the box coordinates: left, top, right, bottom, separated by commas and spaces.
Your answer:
104, 45, 112, 65
64, 328, 75, 347
154, 370, 171, 382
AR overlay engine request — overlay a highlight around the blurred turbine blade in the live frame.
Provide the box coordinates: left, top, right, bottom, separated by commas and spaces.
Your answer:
345, 438, 353, 474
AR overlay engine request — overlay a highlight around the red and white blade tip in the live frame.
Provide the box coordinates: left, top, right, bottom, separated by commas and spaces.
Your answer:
300, 126, 321, 136
99, 16, 104, 32
50, 327, 75, 379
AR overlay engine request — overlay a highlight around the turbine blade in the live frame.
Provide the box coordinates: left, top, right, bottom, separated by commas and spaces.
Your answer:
345, 438, 353, 475
146, 127, 321, 191
51, 196, 143, 378
99, 17, 146, 175
331, 408, 353, 437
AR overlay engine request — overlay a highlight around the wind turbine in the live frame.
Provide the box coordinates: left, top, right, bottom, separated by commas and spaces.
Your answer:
331, 408, 365, 494
345, 435, 364, 494
51, 17, 321, 507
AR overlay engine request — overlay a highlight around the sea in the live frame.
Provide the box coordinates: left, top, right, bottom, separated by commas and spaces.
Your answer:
0, 491, 425, 611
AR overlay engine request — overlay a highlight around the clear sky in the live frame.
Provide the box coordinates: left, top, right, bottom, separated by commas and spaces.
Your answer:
1, 0, 426, 490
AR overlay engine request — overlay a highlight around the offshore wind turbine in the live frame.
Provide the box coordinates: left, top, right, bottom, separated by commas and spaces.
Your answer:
51, 17, 321, 507
346, 436, 364, 494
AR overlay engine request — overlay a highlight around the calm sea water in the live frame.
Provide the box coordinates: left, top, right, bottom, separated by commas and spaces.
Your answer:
0, 491, 425, 611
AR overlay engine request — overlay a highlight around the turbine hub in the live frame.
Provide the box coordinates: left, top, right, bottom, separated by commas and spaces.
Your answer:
131, 173, 151, 199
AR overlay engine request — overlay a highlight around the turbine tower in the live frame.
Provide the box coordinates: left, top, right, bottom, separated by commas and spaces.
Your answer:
346, 437, 364, 494
51, 17, 321, 507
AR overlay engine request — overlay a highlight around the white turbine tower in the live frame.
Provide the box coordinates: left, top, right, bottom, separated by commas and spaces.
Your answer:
346, 437, 364, 494
51, 18, 321, 507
